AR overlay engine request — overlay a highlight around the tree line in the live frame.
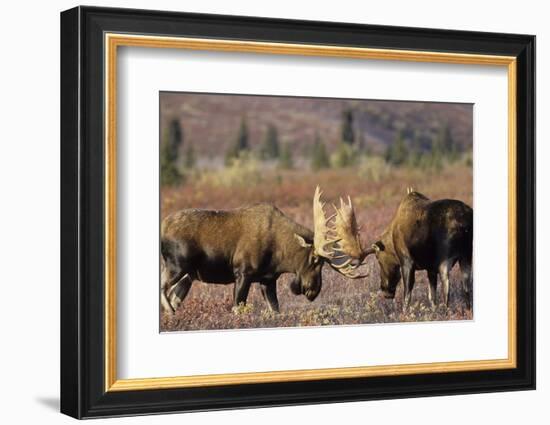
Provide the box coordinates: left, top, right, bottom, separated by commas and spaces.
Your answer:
160, 118, 195, 186
161, 107, 468, 186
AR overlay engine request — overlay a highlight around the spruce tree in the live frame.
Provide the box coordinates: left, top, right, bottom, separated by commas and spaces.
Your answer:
356, 129, 365, 152
442, 123, 459, 162
311, 133, 330, 171
432, 135, 444, 171
235, 116, 249, 152
341, 108, 355, 145
261, 124, 280, 160
385, 130, 408, 166
278, 143, 293, 169
160, 119, 183, 186
184, 143, 196, 169
225, 116, 250, 165
409, 130, 423, 167
167, 119, 182, 156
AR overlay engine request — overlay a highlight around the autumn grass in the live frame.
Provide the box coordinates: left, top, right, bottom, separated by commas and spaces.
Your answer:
160, 163, 473, 332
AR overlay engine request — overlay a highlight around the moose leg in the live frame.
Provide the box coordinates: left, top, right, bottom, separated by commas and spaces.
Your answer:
427, 270, 438, 308
167, 274, 193, 312
160, 290, 174, 314
233, 270, 252, 307
439, 261, 452, 307
260, 280, 280, 313
400, 259, 415, 312
459, 257, 473, 310
160, 268, 184, 314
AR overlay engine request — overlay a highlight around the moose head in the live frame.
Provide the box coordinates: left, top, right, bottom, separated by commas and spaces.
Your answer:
290, 187, 370, 301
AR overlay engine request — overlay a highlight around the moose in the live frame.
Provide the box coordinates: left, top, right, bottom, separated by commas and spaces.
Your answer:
160, 187, 366, 314
328, 188, 473, 311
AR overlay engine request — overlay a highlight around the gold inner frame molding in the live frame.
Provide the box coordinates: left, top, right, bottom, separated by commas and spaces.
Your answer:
104, 33, 517, 392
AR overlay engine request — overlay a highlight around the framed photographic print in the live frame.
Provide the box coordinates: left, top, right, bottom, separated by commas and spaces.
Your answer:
60, 6, 535, 419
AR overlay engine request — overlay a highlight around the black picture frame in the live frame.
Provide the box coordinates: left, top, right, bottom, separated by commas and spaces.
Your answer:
60, 5, 535, 419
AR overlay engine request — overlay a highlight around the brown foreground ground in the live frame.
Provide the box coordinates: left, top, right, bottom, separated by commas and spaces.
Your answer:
160, 164, 473, 332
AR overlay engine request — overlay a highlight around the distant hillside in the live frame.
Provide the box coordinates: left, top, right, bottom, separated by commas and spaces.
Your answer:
160, 92, 472, 157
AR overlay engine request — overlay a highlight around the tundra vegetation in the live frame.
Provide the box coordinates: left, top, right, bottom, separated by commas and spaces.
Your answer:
159, 93, 473, 332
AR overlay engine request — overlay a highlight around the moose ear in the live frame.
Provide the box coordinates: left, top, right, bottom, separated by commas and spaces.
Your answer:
294, 234, 313, 248
364, 240, 384, 256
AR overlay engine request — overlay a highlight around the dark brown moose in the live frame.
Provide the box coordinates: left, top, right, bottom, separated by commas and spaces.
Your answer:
160, 187, 366, 314
331, 188, 473, 311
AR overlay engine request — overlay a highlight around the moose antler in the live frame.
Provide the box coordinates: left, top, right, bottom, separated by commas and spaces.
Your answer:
333, 197, 364, 259
328, 196, 369, 279
312, 186, 339, 259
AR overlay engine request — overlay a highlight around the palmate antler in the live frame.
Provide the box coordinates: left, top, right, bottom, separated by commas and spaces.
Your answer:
327, 196, 372, 279
313, 187, 369, 279
312, 186, 339, 259
333, 197, 364, 259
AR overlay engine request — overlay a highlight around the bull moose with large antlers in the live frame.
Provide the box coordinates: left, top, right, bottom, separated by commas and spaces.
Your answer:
160, 187, 365, 314
328, 188, 473, 311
